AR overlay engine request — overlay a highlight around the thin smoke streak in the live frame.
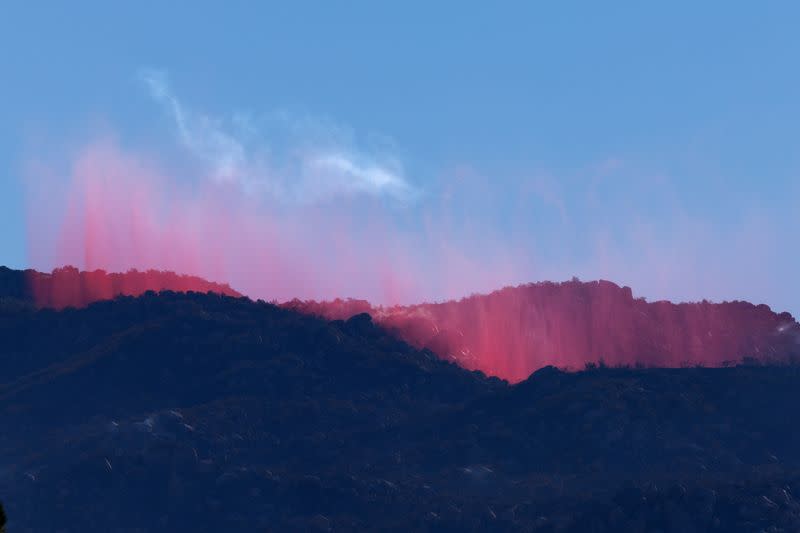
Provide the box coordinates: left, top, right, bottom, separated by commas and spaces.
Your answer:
139, 68, 415, 203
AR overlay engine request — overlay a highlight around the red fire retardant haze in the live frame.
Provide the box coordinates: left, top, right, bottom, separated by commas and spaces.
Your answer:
288, 280, 800, 382
26, 140, 526, 306
22, 268, 800, 382
23, 141, 800, 381
27, 267, 240, 310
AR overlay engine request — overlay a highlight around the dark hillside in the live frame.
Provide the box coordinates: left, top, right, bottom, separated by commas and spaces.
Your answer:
2, 290, 800, 531
0, 291, 498, 531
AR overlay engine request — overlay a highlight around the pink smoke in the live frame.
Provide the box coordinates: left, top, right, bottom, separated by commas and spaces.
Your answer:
21, 138, 800, 382
288, 281, 800, 383
25, 138, 532, 305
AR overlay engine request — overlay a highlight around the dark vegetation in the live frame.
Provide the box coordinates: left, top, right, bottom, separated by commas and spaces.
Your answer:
1, 268, 800, 531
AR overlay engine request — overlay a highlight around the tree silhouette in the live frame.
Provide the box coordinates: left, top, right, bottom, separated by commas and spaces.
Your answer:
0, 501, 6, 532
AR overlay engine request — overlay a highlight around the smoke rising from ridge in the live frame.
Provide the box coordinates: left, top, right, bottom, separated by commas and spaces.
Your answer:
23, 69, 798, 316
20, 69, 544, 304
20, 70, 800, 381
139, 69, 415, 203
24, 139, 528, 305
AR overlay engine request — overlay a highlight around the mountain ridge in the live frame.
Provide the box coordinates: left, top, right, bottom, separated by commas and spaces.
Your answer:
3, 266, 799, 382
286, 279, 800, 381
0, 265, 241, 310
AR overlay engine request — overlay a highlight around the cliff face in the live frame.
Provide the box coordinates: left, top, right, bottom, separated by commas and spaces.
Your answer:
287, 280, 800, 382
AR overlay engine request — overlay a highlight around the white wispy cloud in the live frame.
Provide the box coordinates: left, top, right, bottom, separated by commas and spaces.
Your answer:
308, 154, 411, 197
138, 68, 414, 203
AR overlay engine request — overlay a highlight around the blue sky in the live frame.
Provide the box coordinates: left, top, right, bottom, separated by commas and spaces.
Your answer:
2, 2, 800, 312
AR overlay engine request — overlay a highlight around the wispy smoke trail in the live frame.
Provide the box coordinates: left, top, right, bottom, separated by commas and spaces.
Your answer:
140, 69, 248, 187
23, 70, 529, 305
26, 69, 793, 315
139, 68, 414, 203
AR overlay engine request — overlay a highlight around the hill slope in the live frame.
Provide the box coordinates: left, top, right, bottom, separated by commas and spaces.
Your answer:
2, 291, 800, 531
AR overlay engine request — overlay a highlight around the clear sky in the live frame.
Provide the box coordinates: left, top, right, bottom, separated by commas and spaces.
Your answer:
1, 2, 799, 313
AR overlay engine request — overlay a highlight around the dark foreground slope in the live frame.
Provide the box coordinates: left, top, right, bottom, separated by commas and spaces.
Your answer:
2, 292, 800, 531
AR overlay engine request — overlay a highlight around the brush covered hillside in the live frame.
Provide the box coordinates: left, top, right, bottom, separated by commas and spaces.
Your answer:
1, 278, 800, 531
287, 280, 800, 382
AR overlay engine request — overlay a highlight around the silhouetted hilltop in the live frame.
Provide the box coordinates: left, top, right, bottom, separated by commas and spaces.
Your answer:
5, 267, 800, 383
0, 290, 497, 531
288, 280, 800, 381
2, 290, 800, 531
0, 265, 241, 309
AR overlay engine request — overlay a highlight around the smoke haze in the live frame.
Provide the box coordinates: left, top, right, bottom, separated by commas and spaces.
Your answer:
22, 69, 799, 315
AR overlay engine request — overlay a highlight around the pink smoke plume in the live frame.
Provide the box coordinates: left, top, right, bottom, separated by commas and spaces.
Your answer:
22, 138, 800, 383
25, 138, 531, 306
289, 282, 800, 382
27, 266, 241, 310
